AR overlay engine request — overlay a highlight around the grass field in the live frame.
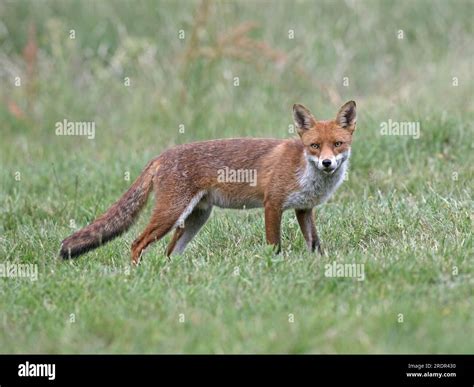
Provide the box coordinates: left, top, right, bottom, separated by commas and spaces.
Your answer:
0, 0, 473, 353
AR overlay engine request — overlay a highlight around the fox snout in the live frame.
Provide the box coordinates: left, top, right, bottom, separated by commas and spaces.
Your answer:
315, 155, 337, 173
321, 158, 336, 171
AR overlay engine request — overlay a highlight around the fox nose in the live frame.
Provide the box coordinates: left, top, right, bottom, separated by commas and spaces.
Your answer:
322, 159, 332, 168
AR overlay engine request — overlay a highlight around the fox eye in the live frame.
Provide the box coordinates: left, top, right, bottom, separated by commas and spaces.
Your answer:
310, 143, 320, 149
334, 141, 343, 147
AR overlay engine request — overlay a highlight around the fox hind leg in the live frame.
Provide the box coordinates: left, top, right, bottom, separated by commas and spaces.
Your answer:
131, 204, 178, 265
166, 206, 212, 256
131, 190, 207, 265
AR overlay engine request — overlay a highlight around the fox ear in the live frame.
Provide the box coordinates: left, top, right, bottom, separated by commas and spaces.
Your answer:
293, 104, 316, 134
336, 101, 356, 132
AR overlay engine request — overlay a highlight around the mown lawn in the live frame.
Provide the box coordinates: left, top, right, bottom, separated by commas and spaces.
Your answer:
0, 0, 472, 353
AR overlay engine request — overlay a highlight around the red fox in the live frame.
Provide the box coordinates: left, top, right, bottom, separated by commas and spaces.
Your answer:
60, 101, 357, 264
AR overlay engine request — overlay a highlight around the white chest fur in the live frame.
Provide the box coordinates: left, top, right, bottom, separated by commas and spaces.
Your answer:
284, 154, 349, 210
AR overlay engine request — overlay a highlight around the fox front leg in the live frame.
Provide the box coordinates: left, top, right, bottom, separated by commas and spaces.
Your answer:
264, 203, 282, 254
295, 208, 323, 255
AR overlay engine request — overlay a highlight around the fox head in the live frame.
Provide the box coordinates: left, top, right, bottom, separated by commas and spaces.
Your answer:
293, 101, 356, 174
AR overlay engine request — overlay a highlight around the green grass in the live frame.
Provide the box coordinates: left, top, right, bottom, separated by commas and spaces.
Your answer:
0, 0, 473, 353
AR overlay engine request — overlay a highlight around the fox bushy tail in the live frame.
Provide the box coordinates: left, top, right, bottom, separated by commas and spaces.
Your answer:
60, 159, 159, 259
